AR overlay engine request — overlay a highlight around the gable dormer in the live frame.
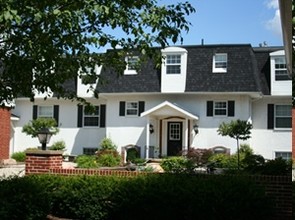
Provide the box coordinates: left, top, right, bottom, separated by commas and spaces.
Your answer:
161, 47, 188, 93
269, 50, 291, 96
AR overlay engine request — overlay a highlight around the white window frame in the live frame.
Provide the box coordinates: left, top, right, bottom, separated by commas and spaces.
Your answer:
274, 104, 291, 129
274, 151, 292, 160
124, 56, 139, 75
213, 53, 227, 73
214, 101, 227, 116
274, 56, 288, 80
166, 54, 181, 74
83, 106, 100, 127
169, 122, 181, 140
38, 106, 54, 118
125, 101, 138, 116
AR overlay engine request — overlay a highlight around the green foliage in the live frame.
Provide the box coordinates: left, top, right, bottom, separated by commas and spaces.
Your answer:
75, 155, 99, 168
99, 137, 117, 151
160, 157, 195, 173
22, 118, 59, 138
183, 148, 213, 166
126, 148, 140, 163
262, 157, 291, 175
0, 175, 275, 219
218, 119, 253, 141
97, 153, 121, 167
0, 0, 195, 103
48, 140, 66, 151
11, 151, 26, 162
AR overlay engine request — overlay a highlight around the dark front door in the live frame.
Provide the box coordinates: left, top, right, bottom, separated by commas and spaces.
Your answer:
167, 122, 183, 156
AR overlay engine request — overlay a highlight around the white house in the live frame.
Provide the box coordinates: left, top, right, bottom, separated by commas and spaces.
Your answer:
10, 44, 291, 160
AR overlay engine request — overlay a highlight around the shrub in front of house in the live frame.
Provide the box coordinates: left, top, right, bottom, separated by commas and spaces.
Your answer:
160, 157, 195, 173
11, 151, 26, 162
48, 140, 66, 151
0, 174, 275, 220
75, 155, 99, 168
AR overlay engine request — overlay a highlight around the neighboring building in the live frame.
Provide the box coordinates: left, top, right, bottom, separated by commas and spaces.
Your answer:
10, 44, 291, 160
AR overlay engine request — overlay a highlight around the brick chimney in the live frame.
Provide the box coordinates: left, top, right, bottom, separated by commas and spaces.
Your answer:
0, 107, 11, 159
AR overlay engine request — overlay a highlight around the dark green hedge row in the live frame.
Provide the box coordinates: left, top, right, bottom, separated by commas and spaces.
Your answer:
0, 174, 275, 220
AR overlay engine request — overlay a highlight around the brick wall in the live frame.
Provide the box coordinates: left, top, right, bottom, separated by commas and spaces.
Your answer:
25, 150, 63, 175
25, 153, 292, 219
292, 107, 295, 160
0, 107, 11, 160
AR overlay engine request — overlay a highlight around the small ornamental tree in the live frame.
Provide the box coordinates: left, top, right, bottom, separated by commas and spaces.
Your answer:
22, 118, 59, 138
217, 119, 253, 170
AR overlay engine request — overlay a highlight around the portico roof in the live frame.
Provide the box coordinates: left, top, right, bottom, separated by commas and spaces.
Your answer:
141, 101, 199, 120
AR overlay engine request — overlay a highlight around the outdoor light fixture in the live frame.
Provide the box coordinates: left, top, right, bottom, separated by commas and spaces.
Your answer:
149, 124, 154, 134
37, 127, 53, 150
193, 124, 199, 134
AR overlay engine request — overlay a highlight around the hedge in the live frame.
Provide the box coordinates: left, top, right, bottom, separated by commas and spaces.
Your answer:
0, 174, 276, 220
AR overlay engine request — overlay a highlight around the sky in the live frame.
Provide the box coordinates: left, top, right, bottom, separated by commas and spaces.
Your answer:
172, 0, 283, 47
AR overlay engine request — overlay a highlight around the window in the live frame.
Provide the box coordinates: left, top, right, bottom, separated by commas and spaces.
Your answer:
213, 54, 227, 73
166, 54, 181, 74
83, 106, 99, 126
275, 152, 292, 160
214, 101, 227, 116
274, 57, 288, 80
124, 56, 139, 75
83, 148, 97, 155
274, 105, 291, 129
126, 102, 138, 116
169, 123, 181, 140
38, 106, 54, 118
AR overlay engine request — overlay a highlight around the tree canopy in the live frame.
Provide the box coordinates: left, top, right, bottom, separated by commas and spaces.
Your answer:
0, 0, 195, 103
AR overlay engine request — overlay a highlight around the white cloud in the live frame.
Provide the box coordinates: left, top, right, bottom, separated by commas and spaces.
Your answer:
264, 0, 282, 37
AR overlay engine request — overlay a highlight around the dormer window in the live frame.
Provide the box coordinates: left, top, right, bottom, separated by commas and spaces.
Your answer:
166, 54, 181, 74
274, 57, 288, 80
213, 53, 227, 73
124, 56, 139, 75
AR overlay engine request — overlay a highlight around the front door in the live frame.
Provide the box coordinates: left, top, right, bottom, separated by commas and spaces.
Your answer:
167, 122, 183, 156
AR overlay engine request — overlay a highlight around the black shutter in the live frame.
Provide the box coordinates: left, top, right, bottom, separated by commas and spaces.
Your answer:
77, 105, 83, 127
267, 104, 274, 129
138, 101, 145, 116
206, 101, 213, 117
227, 101, 235, 117
32, 105, 38, 119
119, 101, 125, 116
53, 105, 59, 125
100, 105, 106, 128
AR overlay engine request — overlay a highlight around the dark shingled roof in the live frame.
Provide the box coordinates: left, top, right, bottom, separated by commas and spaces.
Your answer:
96, 44, 283, 94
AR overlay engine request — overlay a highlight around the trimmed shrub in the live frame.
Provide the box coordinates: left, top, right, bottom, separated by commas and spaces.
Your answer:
75, 155, 99, 168
48, 140, 66, 151
11, 151, 26, 162
160, 157, 195, 173
0, 174, 275, 220
97, 153, 121, 167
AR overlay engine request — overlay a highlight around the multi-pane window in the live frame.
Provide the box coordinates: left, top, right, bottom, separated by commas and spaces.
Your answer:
275, 152, 292, 160
124, 56, 139, 75
213, 54, 227, 72
38, 106, 53, 118
275, 105, 291, 129
83, 106, 99, 126
214, 101, 227, 116
169, 123, 181, 140
126, 102, 138, 116
166, 54, 181, 74
127, 56, 139, 70
274, 57, 288, 80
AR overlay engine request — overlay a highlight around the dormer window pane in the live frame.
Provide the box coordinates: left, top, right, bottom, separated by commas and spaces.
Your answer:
274, 57, 288, 80
213, 54, 227, 73
166, 54, 181, 74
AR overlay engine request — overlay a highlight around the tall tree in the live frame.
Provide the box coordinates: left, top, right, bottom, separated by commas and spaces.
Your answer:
217, 119, 253, 170
0, 0, 195, 103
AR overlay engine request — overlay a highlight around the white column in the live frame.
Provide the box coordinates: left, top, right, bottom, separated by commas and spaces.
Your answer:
145, 118, 150, 159
184, 118, 188, 153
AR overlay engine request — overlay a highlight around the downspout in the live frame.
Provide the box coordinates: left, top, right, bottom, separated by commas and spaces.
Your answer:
145, 118, 150, 159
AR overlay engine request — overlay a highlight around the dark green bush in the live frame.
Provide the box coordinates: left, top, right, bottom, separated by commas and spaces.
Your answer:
11, 151, 26, 162
75, 155, 99, 168
160, 157, 197, 173
0, 174, 275, 220
126, 148, 140, 163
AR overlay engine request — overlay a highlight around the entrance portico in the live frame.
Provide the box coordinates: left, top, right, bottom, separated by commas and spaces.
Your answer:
141, 101, 199, 159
